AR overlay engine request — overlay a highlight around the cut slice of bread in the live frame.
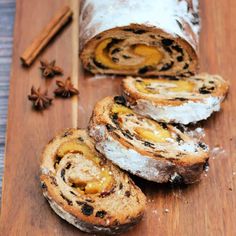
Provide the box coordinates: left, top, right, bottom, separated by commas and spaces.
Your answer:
89, 96, 209, 184
122, 73, 229, 124
80, 24, 198, 77
40, 129, 146, 235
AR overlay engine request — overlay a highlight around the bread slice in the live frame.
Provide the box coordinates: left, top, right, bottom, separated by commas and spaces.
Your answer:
40, 129, 146, 235
80, 24, 198, 77
122, 73, 229, 124
89, 96, 209, 184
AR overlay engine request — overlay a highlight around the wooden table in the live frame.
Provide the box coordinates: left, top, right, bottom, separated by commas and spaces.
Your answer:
0, 0, 236, 235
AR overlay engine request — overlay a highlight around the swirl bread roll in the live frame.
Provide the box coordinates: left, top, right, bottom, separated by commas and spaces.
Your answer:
122, 74, 229, 124
80, 0, 200, 77
40, 129, 146, 235
89, 96, 209, 184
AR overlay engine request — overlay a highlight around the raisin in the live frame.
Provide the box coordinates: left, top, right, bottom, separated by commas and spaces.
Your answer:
208, 87, 215, 91
76, 201, 84, 206
199, 87, 211, 94
78, 136, 84, 142
160, 61, 174, 71
41, 182, 47, 189
50, 176, 58, 186
174, 124, 185, 133
54, 155, 62, 168
111, 57, 119, 63
106, 124, 116, 132
177, 56, 183, 62
172, 45, 183, 54
70, 191, 77, 196
81, 203, 94, 216
143, 141, 155, 148
159, 122, 168, 129
100, 191, 111, 197
122, 55, 131, 59
65, 163, 71, 169
191, 13, 200, 25
112, 115, 119, 127
138, 66, 149, 74
173, 97, 188, 101
119, 183, 123, 189
198, 142, 208, 150
176, 134, 183, 143
114, 96, 126, 106
125, 191, 131, 197
162, 39, 174, 46
95, 210, 107, 218
122, 130, 133, 140
183, 63, 189, 70
106, 38, 123, 52
60, 193, 73, 206
164, 46, 172, 54
111, 48, 121, 54
171, 97, 188, 102
61, 169, 66, 181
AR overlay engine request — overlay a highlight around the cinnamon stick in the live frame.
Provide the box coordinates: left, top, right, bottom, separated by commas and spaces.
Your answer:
20, 6, 73, 66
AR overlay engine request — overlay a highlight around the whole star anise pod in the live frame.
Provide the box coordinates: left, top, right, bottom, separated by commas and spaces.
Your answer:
40, 59, 63, 77
28, 86, 53, 110
54, 77, 79, 98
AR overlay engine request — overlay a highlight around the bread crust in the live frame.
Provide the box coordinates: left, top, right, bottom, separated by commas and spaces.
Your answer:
122, 73, 229, 124
88, 97, 209, 184
40, 129, 146, 234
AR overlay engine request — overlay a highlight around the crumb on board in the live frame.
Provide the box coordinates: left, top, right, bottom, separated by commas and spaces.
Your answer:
164, 208, 169, 213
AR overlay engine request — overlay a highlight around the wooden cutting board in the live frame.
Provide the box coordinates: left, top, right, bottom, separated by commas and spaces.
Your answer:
0, 0, 236, 235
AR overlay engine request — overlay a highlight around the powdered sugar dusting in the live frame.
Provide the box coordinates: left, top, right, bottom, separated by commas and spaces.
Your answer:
80, 0, 200, 50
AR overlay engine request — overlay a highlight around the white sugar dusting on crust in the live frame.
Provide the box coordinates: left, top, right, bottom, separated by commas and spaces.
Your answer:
80, 0, 200, 49
133, 96, 222, 125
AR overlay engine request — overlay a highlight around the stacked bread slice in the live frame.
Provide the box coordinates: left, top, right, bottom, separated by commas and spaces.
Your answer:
89, 96, 209, 184
122, 73, 229, 124
40, 129, 146, 234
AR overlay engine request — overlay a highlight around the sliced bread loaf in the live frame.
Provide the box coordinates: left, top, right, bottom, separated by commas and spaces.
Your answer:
122, 73, 228, 124
40, 129, 146, 235
89, 96, 209, 184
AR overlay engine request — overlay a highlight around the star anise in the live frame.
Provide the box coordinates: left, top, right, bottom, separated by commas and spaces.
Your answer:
54, 77, 79, 98
40, 59, 63, 77
28, 86, 53, 110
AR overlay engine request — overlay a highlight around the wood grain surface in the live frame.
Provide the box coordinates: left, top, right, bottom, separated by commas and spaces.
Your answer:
0, 0, 236, 235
